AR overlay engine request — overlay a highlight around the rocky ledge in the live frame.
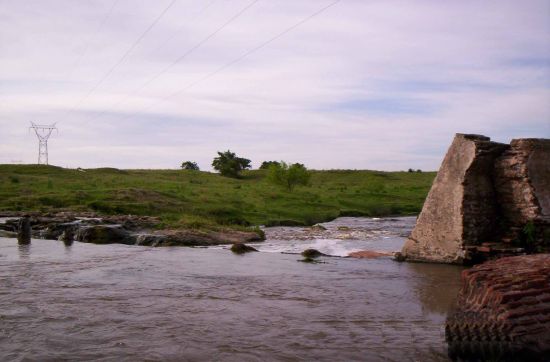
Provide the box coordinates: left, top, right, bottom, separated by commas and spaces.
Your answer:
445, 254, 550, 361
0, 212, 264, 247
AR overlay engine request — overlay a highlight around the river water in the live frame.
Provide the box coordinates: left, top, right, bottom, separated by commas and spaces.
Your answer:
0, 217, 464, 361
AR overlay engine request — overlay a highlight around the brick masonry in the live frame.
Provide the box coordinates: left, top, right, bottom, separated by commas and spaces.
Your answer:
445, 254, 550, 360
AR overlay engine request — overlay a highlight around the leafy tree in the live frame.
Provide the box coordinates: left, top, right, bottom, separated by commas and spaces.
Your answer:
212, 150, 251, 178
267, 161, 311, 192
181, 161, 200, 171
259, 161, 281, 170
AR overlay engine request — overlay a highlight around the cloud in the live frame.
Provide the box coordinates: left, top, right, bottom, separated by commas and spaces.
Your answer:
1, 0, 549, 170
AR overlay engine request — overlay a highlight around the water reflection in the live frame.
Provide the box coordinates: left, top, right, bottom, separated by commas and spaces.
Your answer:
405, 262, 465, 315
17, 243, 30, 260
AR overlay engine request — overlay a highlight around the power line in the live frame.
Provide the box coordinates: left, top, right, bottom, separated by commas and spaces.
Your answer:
83, 0, 259, 123
66, 0, 121, 79
147, 0, 218, 57
93, 0, 341, 123
163, 0, 341, 101
70, 0, 178, 111
138, 0, 259, 91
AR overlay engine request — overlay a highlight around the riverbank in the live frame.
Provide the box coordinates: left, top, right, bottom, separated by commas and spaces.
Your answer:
0, 165, 434, 230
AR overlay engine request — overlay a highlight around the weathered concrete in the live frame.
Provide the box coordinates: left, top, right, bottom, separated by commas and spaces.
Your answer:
402, 134, 549, 264
495, 139, 550, 244
401, 134, 508, 264
445, 254, 550, 360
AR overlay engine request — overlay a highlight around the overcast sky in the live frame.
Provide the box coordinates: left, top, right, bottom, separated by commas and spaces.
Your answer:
1, 0, 549, 170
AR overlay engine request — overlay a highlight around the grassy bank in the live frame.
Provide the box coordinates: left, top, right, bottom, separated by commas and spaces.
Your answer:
0, 165, 434, 228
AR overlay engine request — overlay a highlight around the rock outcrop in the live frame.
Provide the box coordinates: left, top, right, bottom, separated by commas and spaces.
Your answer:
0, 212, 265, 247
445, 254, 550, 361
76, 225, 135, 245
401, 134, 549, 264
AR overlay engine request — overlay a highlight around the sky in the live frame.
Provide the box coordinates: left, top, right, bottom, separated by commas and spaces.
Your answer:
1, 0, 549, 171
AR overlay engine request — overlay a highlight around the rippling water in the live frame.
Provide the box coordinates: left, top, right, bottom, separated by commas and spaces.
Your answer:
0, 217, 464, 361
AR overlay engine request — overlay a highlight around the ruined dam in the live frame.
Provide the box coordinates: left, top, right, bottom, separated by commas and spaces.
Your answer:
401, 133, 550, 265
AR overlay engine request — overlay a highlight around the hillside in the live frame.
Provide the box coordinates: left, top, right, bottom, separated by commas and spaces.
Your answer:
0, 165, 435, 228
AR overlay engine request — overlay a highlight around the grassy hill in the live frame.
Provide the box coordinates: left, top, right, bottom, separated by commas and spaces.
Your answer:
0, 165, 435, 228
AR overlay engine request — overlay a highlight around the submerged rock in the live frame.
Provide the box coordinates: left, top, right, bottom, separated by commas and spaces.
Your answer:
446, 254, 550, 361
301, 249, 327, 258
348, 250, 391, 259
230, 242, 258, 254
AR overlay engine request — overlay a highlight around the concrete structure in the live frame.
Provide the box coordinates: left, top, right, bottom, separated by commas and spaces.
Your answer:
401, 134, 549, 264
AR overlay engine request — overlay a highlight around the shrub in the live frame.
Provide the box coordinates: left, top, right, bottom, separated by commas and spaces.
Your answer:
212, 150, 251, 178
181, 161, 200, 170
259, 161, 280, 170
267, 161, 311, 192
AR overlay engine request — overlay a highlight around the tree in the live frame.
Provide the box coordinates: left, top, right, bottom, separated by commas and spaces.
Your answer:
259, 161, 280, 170
212, 150, 251, 178
267, 161, 311, 192
181, 161, 200, 170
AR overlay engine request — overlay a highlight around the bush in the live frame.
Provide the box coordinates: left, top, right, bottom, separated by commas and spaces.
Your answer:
212, 150, 251, 178
267, 161, 311, 192
259, 161, 280, 170
181, 161, 200, 170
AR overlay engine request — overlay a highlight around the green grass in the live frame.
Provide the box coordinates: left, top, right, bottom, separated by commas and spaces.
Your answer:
0, 164, 435, 228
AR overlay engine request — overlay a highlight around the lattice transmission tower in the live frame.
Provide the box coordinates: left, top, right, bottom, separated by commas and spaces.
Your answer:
30, 122, 57, 165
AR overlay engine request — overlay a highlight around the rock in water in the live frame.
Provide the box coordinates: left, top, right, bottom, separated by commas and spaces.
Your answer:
59, 227, 75, 246
301, 249, 326, 258
445, 254, 550, 361
17, 216, 31, 244
75, 225, 134, 245
401, 134, 549, 264
310, 224, 327, 231
230, 242, 258, 254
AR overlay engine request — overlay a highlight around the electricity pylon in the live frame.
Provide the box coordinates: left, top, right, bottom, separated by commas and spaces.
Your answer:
30, 122, 57, 165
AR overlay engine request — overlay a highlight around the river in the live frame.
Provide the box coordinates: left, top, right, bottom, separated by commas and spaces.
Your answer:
0, 217, 464, 361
